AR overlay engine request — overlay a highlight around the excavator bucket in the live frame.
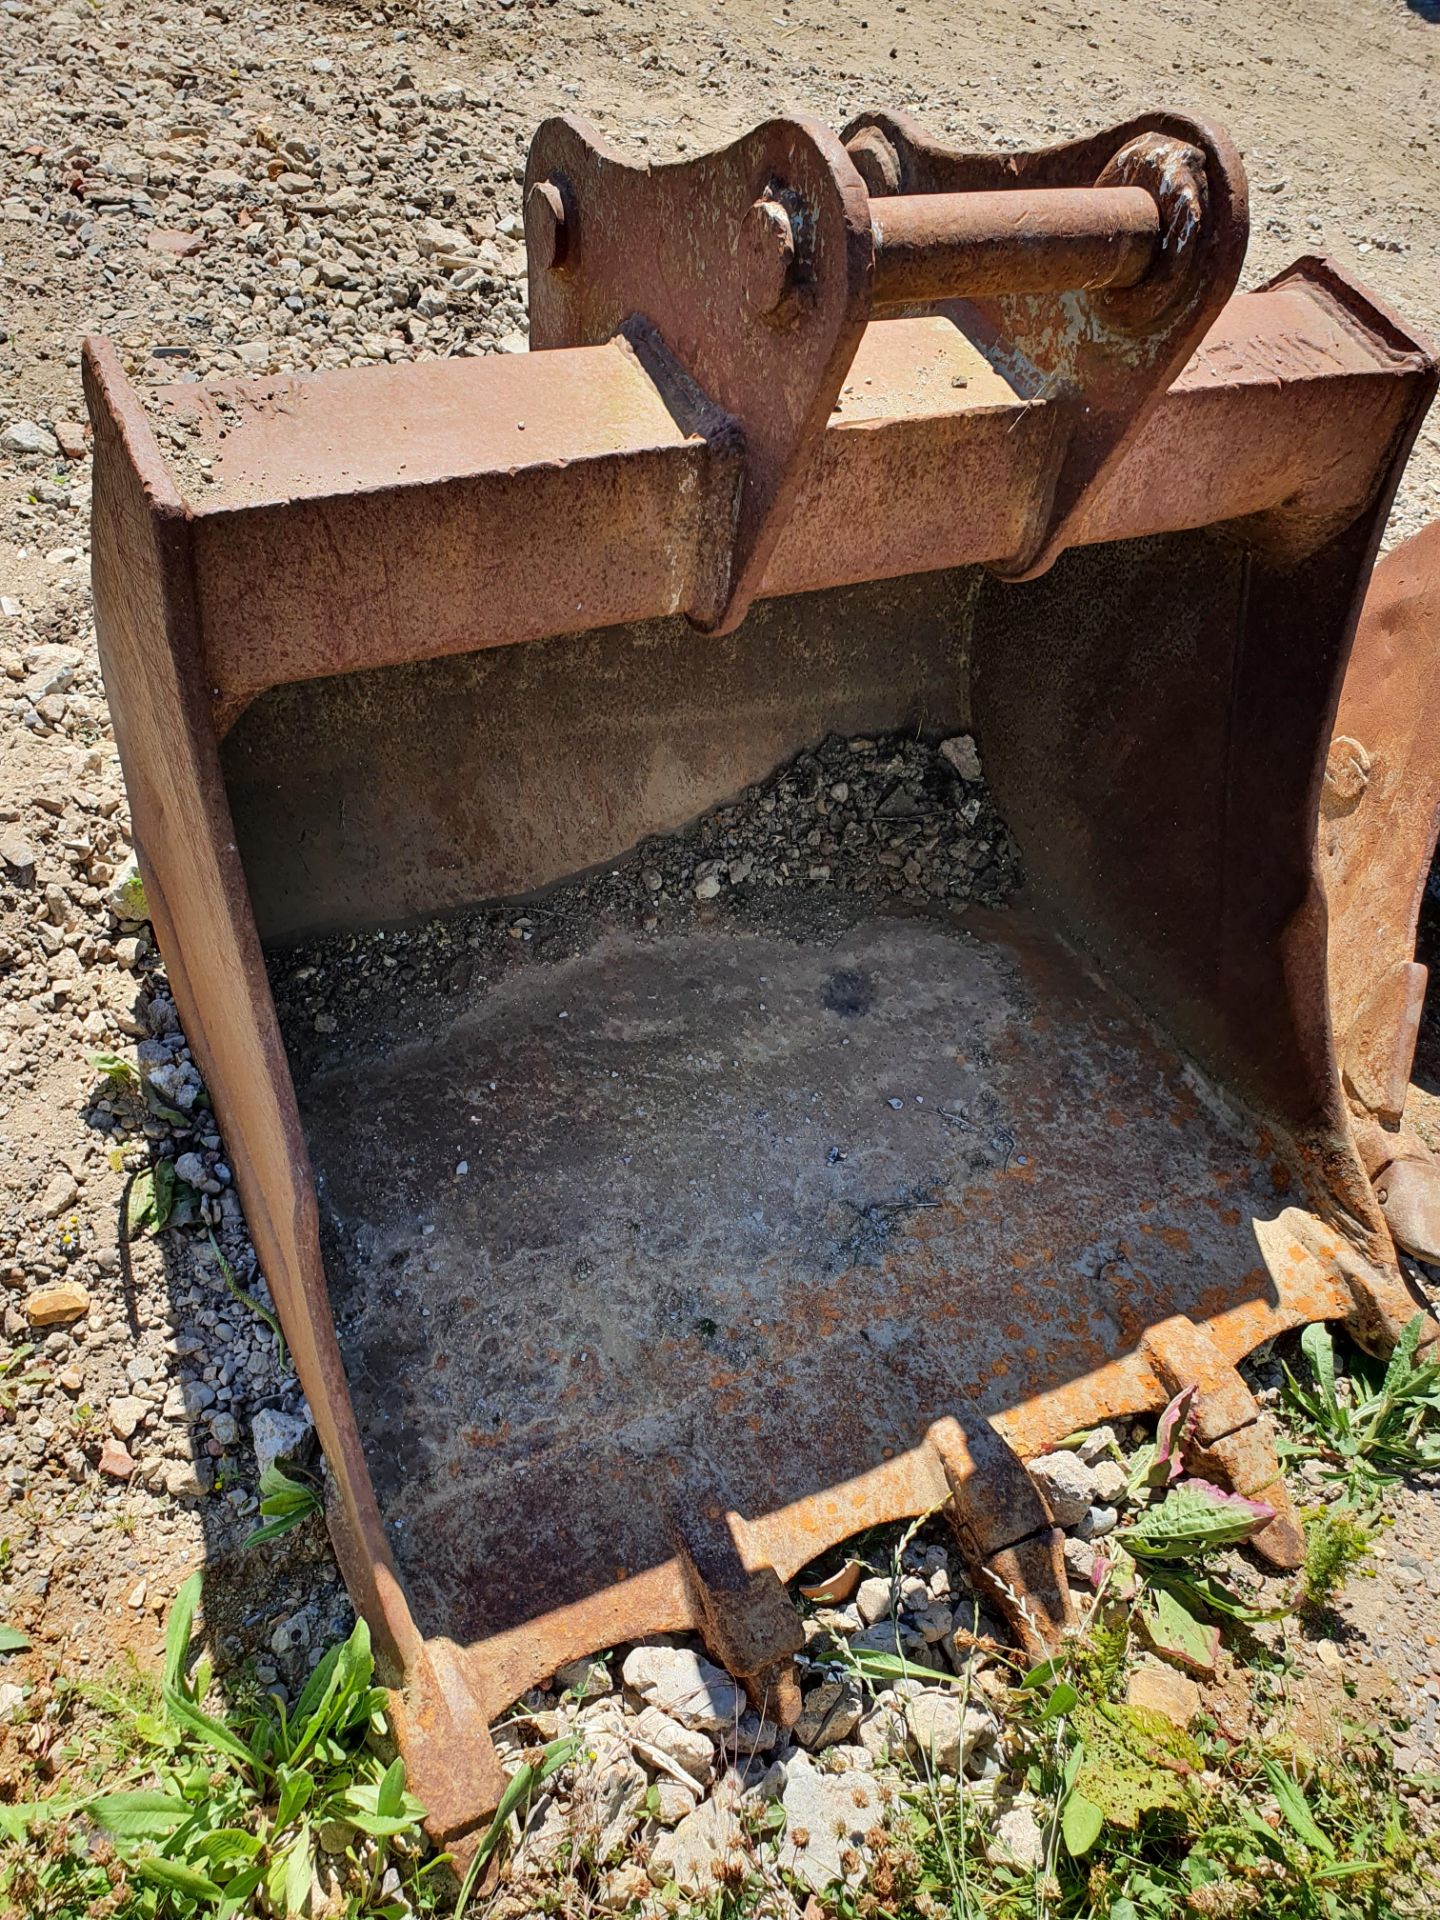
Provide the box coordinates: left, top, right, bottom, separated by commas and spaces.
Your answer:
85, 107, 1440, 1847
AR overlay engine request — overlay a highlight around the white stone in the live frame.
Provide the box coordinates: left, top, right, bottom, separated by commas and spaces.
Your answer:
513, 1789, 570, 1869
793, 1675, 863, 1749
986, 1802, 1048, 1870
903, 1692, 997, 1774
939, 734, 982, 781
1028, 1449, 1098, 1528
777, 1753, 881, 1893
855, 1698, 907, 1761
621, 1645, 742, 1733
1063, 1536, 1101, 1585
164, 1459, 212, 1499
251, 1405, 314, 1477
104, 855, 148, 924
1091, 1459, 1129, 1505
1076, 1424, 1118, 1465
571, 1741, 647, 1862
651, 1776, 698, 1825
108, 1394, 147, 1439
647, 1793, 745, 1892
3, 420, 59, 457
854, 1574, 894, 1624
630, 1704, 716, 1785
39, 1169, 78, 1219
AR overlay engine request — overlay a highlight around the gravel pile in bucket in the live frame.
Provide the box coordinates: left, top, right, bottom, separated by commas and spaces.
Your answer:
270, 729, 1021, 1062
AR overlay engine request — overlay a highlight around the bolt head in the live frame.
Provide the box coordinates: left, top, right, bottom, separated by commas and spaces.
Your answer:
739, 198, 796, 316
527, 177, 570, 273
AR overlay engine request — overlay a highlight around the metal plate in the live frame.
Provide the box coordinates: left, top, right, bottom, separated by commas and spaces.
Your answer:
286, 901, 1345, 1715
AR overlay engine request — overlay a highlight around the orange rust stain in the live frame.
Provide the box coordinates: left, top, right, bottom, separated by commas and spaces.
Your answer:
434, 1353, 449, 1371
1106, 1109, 1127, 1128
1270, 1163, 1293, 1193
1146, 1226, 1192, 1253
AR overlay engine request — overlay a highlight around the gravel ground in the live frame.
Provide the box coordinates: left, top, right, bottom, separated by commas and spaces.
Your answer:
2, 0, 1440, 1900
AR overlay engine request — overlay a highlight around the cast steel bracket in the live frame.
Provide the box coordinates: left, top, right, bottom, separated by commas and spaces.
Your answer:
525, 111, 1245, 630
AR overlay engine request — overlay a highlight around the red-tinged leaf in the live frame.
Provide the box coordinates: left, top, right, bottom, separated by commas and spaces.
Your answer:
1138, 1585, 1220, 1676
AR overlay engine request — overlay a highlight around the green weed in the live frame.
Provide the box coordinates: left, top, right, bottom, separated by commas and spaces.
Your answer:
0, 1572, 441, 1919
1301, 1505, 1379, 1614
242, 1464, 324, 1550
1282, 1315, 1440, 1497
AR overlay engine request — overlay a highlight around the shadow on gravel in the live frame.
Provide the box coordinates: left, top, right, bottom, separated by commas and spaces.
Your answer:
79, 1044, 351, 1708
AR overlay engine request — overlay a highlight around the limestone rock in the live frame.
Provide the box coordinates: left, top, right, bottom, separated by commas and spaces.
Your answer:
1028, 1449, 1098, 1528
793, 1675, 863, 1750
940, 734, 982, 781
630, 1704, 716, 1785
621, 1645, 742, 1733
647, 1793, 745, 1893
2, 420, 59, 457
903, 1691, 997, 1774
164, 1458, 213, 1499
854, 1574, 894, 1623
104, 855, 149, 924
986, 1801, 1048, 1870
1090, 1459, 1129, 1505
652, 1776, 699, 1825
777, 1753, 881, 1893
0, 831, 37, 872
571, 1742, 647, 1862
108, 1395, 147, 1439
251, 1406, 315, 1477
855, 1697, 908, 1761
38, 1170, 78, 1219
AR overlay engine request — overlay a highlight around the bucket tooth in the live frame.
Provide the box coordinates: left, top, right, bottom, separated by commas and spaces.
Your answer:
674, 1500, 805, 1726
1331, 1243, 1439, 1357
1140, 1316, 1304, 1570
388, 1644, 510, 1850
929, 1418, 1074, 1659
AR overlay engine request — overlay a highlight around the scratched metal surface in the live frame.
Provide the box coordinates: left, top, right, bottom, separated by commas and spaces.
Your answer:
291, 903, 1288, 1655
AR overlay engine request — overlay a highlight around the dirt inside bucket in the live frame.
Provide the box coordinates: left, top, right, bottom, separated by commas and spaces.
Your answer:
267, 734, 1287, 1661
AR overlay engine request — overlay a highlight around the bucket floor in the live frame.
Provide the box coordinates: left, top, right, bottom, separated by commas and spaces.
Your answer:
290, 902, 1292, 1674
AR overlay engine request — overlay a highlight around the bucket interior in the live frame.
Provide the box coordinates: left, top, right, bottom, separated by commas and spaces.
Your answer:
223, 557, 1294, 1660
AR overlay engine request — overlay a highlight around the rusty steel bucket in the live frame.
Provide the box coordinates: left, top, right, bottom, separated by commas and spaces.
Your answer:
85, 107, 1440, 1848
